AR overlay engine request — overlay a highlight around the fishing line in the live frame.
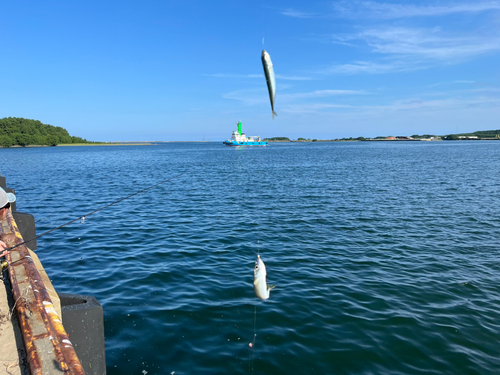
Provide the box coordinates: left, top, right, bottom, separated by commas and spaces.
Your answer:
248, 305, 257, 375
260, 3, 265, 46
198, 153, 260, 373
194, 180, 261, 374
2, 172, 186, 254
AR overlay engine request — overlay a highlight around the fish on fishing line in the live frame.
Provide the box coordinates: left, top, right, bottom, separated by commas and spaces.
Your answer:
261, 49, 277, 119
253, 254, 276, 300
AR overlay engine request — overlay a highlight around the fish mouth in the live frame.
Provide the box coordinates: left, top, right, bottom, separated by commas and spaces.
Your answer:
255, 255, 261, 266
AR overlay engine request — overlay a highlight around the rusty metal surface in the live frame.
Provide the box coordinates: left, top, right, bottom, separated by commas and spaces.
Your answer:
1, 210, 85, 375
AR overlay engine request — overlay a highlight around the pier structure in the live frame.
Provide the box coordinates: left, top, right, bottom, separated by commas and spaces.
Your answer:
0, 174, 106, 375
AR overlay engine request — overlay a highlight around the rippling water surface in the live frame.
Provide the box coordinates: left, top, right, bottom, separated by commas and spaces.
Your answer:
2, 141, 500, 374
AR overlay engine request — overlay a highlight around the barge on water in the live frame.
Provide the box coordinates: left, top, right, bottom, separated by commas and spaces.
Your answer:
223, 122, 268, 146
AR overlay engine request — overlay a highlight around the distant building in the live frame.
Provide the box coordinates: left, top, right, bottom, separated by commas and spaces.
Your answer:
385, 136, 396, 140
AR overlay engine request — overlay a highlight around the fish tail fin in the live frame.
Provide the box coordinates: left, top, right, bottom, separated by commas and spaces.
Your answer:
272, 111, 277, 120
268, 284, 277, 291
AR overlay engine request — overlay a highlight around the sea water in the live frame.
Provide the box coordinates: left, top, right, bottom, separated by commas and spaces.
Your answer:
2, 141, 500, 374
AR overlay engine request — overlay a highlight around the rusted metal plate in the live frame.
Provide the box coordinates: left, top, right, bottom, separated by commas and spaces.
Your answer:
1, 210, 85, 375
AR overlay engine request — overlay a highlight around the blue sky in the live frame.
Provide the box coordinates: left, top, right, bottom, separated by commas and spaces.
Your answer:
1, 1, 500, 141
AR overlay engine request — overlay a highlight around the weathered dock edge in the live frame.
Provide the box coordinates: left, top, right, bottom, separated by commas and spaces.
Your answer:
1, 177, 106, 375
2, 211, 85, 374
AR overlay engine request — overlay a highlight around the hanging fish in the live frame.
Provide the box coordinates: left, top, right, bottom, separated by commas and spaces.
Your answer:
261, 49, 277, 120
253, 255, 276, 300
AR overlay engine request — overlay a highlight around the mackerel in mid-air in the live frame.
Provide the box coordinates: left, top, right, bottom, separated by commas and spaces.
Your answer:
261, 49, 277, 120
253, 255, 276, 300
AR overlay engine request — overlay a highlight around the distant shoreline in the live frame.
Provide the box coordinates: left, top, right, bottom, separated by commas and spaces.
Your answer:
269, 138, 500, 143
55, 141, 214, 146
3, 139, 500, 149
56, 143, 153, 146
2, 142, 214, 148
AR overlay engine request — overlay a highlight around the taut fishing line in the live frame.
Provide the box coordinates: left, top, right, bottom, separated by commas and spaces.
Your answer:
263, 2, 267, 46
248, 239, 262, 375
201, 150, 262, 374
2, 172, 186, 254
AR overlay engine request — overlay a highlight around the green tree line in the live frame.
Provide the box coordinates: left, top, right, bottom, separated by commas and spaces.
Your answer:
263, 137, 291, 142
465, 129, 500, 138
442, 129, 500, 140
0, 117, 94, 147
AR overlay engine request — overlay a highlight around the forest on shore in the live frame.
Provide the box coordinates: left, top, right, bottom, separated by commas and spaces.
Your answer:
0, 117, 94, 147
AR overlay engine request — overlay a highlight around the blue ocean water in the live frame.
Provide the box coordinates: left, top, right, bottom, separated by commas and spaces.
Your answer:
2, 141, 500, 374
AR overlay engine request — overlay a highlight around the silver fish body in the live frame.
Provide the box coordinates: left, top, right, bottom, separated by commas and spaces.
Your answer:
261, 49, 277, 120
253, 255, 276, 300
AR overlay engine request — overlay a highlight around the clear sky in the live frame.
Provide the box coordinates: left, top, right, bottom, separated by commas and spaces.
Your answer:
2, 1, 500, 141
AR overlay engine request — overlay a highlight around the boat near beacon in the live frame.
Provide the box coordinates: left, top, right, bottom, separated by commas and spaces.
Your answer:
223, 121, 268, 146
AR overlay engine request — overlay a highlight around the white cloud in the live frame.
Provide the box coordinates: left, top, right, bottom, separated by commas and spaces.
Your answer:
275, 74, 314, 81
428, 80, 476, 87
326, 60, 409, 74
282, 103, 353, 114
328, 26, 500, 74
338, 27, 499, 57
352, 95, 500, 115
331, 1, 500, 19
205, 73, 262, 78
281, 8, 317, 18
207, 73, 313, 81
222, 89, 268, 106
279, 95, 500, 135
283, 89, 366, 98
358, 27, 500, 59
278, 2, 500, 80
223, 88, 363, 106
